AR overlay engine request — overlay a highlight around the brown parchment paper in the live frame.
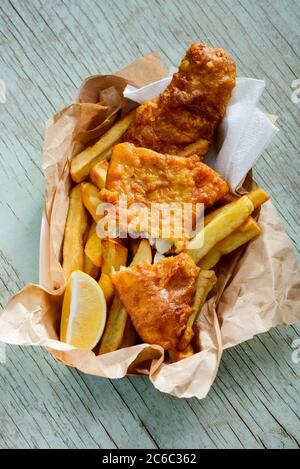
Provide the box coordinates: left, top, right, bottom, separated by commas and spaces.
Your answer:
0, 54, 300, 400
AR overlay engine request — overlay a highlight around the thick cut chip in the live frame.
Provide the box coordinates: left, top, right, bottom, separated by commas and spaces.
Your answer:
63, 185, 88, 280
112, 253, 200, 350
71, 110, 135, 183
90, 160, 109, 189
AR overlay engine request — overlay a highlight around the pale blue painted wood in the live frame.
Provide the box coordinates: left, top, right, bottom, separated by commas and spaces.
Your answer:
0, 0, 299, 449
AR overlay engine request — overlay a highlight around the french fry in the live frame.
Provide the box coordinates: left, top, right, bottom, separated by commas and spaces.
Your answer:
98, 239, 128, 305
74, 146, 113, 185
101, 239, 128, 275
188, 195, 254, 264
246, 188, 269, 208
98, 239, 129, 354
120, 316, 136, 348
169, 344, 194, 362
120, 239, 152, 347
62, 185, 88, 280
204, 202, 235, 226
90, 160, 109, 189
204, 198, 242, 226
94, 146, 113, 162
204, 188, 269, 226
187, 188, 269, 264
99, 294, 128, 354
98, 273, 114, 304
178, 270, 217, 350
178, 138, 210, 158
80, 182, 103, 222
198, 217, 261, 270
83, 222, 101, 279
71, 111, 135, 183
85, 232, 102, 267
130, 239, 152, 266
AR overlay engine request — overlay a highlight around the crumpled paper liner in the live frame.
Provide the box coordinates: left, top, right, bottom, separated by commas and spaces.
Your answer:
0, 54, 300, 400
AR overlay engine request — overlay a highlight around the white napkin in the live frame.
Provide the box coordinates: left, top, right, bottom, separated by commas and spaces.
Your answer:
124, 75, 278, 192
124, 67, 177, 103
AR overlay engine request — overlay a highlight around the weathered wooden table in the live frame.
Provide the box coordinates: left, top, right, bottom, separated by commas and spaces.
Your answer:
0, 0, 299, 449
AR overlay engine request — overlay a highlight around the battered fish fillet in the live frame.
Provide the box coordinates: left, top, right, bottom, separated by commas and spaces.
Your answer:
112, 253, 200, 350
124, 43, 236, 157
100, 143, 229, 237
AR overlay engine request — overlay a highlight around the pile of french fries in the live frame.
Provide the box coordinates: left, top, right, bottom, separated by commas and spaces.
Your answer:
62, 110, 269, 362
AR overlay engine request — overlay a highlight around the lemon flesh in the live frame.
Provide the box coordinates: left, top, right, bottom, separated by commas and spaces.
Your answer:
60, 270, 107, 349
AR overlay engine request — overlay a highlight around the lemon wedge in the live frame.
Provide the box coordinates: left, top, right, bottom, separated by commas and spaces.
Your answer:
60, 270, 107, 349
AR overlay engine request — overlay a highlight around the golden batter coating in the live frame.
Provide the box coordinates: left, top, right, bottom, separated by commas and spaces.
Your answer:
124, 43, 236, 157
112, 253, 200, 350
100, 143, 229, 207
100, 143, 229, 238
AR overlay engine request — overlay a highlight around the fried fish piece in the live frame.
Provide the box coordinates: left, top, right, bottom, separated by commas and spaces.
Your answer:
101, 143, 228, 206
124, 43, 236, 157
100, 143, 229, 237
112, 253, 200, 350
